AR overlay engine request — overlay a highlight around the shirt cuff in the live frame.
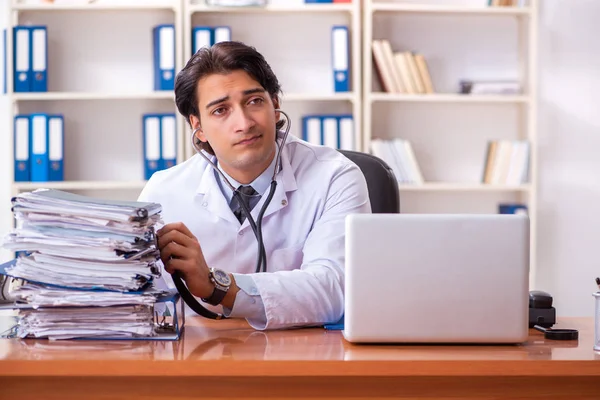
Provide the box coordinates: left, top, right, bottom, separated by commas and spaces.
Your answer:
223, 273, 267, 329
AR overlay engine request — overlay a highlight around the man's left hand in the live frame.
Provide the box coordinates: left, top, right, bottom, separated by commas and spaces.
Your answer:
157, 222, 214, 298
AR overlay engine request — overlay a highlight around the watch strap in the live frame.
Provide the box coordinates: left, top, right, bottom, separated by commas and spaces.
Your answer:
202, 285, 228, 306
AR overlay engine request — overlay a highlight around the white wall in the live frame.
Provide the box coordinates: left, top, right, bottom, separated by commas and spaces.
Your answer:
536, 0, 600, 317
0, 0, 598, 318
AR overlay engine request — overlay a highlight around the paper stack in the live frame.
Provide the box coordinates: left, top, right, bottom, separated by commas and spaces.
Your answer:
0, 189, 176, 340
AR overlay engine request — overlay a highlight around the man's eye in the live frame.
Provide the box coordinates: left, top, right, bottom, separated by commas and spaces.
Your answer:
249, 98, 264, 105
213, 107, 226, 115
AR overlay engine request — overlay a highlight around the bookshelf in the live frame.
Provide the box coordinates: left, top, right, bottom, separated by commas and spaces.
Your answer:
1, 0, 186, 255
363, 0, 539, 287
182, 0, 362, 160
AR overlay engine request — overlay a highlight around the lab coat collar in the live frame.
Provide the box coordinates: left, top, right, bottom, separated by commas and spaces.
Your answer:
194, 133, 297, 227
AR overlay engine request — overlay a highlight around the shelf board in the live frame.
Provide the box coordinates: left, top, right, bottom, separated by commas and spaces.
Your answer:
371, 3, 530, 16
13, 181, 148, 192
370, 93, 529, 104
189, 3, 353, 13
398, 183, 531, 192
12, 2, 177, 11
12, 92, 174, 101
281, 92, 355, 102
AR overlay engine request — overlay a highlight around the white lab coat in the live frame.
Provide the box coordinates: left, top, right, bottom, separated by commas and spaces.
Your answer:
138, 133, 371, 330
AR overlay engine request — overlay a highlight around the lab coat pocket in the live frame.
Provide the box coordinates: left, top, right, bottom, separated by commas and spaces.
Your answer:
269, 242, 305, 272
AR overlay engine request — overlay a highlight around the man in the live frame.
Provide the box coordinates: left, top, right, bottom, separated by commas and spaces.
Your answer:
138, 41, 371, 330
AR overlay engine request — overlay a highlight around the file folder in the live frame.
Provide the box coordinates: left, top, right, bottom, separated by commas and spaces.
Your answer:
302, 116, 322, 146
212, 26, 231, 44
338, 115, 354, 151
192, 26, 211, 54
331, 25, 350, 92
322, 116, 339, 149
48, 115, 64, 182
14, 115, 30, 182
30, 26, 48, 92
0, 260, 185, 341
30, 114, 49, 182
160, 114, 177, 170
143, 114, 161, 180
13, 26, 30, 92
153, 24, 175, 91
2, 29, 6, 94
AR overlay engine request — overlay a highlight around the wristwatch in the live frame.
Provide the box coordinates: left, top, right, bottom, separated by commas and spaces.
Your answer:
202, 268, 232, 306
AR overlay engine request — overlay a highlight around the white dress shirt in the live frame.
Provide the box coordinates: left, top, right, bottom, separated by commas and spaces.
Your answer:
138, 132, 371, 330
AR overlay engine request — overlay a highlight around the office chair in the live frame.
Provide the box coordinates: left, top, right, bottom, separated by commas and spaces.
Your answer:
338, 150, 400, 214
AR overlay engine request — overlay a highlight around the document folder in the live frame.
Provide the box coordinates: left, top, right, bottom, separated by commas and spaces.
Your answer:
160, 114, 177, 170
0, 260, 184, 341
13, 26, 30, 92
331, 25, 350, 92
48, 115, 64, 182
14, 115, 30, 182
30, 114, 49, 182
153, 24, 175, 91
192, 26, 211, 54
30, 26, 47, 92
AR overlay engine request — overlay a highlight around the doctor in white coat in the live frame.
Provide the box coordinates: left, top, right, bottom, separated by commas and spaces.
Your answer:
138, 41, 371, 330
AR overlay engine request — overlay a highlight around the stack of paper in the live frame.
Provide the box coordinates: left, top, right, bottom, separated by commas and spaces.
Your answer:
0, 189, 167, 340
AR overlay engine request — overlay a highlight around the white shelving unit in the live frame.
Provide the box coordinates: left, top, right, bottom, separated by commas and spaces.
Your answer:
182, 0, 362, 159
363, 0, 539, 287
0, 0, 186, 258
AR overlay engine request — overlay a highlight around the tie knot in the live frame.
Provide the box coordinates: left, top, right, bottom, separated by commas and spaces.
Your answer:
237, 185, 257, 197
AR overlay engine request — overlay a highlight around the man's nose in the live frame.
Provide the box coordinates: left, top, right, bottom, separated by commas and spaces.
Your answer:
232, 108, 256, 133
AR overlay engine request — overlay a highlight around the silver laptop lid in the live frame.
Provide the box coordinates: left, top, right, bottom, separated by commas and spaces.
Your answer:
343, 214, 530, 344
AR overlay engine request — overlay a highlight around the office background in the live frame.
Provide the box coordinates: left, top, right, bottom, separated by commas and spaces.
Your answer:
0, 0, 597, 318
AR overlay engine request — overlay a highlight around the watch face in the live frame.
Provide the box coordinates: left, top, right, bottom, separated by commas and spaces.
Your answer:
212, 269, 231, 286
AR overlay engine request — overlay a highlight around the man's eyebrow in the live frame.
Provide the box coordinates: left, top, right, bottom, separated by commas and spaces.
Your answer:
243, 88, 267, 96
204, 88, 266, 110
206, 95, 229, 110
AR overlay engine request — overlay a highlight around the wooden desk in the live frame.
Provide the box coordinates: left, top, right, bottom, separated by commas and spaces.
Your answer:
1, 317, 599, 400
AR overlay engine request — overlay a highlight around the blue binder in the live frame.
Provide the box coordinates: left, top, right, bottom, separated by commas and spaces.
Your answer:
29, 114, 49, 182
321, 115, 339, 149
302, 115, 323, 146
2, 29, 6, 94
143, 114, 162, 180
160, 114, 177, 171
30, 26, 48, 92
13, 26, 31, 92
14, 115, 30, 182
212, 26, 231, 44
331, 25, 350, 92
192, 26, 212, 54
48, 114, 64, 182
337, 114, 354, 151
153, 24, 175, 91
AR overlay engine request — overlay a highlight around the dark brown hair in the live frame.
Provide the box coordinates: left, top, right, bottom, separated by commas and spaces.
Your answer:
175, 41, 283, 155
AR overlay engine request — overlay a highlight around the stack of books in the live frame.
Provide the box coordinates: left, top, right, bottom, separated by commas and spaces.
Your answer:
371, 39, 434, 94
370, 138, 424, 185
0, 189, 183, 340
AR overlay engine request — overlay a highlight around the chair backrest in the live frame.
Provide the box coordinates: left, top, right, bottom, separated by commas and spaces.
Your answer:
338, 150, 400, 213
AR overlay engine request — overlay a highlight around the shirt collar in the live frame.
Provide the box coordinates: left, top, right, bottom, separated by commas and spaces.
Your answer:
215, 141, 280, 205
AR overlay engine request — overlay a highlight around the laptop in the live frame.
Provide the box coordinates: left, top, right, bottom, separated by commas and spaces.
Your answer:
343, 213, 530, 344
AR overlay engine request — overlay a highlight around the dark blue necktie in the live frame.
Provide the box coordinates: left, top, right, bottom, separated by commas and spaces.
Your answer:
231, 185, 259, 224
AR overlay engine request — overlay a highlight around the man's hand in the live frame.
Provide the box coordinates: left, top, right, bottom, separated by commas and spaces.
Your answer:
157, 222, 214, 299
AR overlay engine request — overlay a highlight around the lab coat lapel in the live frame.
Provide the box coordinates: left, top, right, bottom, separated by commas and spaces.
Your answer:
240, 141, 298, 230
196, 160, 239, 225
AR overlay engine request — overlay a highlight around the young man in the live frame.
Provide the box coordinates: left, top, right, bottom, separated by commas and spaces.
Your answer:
138, 41, 371, 330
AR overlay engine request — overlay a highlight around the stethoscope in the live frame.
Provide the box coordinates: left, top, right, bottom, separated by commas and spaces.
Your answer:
171, 109, 291, 320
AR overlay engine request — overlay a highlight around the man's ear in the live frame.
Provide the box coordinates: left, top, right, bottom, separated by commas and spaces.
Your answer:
272, 96, 281, 121
189, 114, 207, 143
